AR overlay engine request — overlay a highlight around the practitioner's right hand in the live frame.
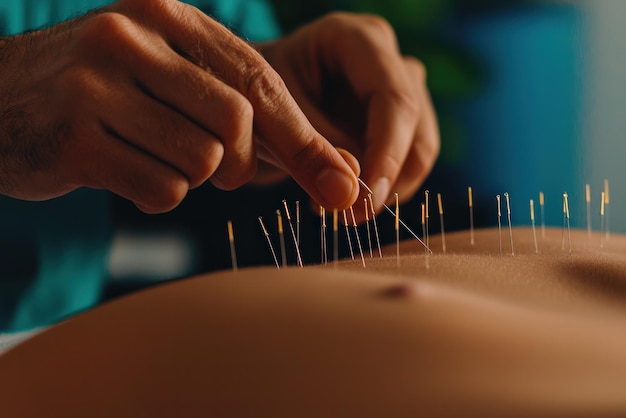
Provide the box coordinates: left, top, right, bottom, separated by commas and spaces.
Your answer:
0, 0, 359, 213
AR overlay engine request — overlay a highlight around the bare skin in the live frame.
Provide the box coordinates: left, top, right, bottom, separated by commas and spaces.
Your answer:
0, 0, 439, 214
1, 228, 626, 417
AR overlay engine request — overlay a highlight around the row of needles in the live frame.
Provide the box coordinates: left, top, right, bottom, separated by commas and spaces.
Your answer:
225, 179, 613, 271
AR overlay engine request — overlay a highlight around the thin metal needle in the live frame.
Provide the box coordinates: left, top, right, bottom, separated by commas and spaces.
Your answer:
276, 210, 287, 267
358, 178, 431, 253
600, 192, 606, 250
258, 216, 280, 269
364, 198, 373, 258
585, 184, 591, 242
227, 220, 237, 272
333, 208, 339, 266
564, 192, 572, 256
561, 193, 567, 251
468, 186, 475, 246
604, 179, 610, 241
530, 199, 539, 254
296, 201, 301, 249
496, 195, 502, 257
368, 194, 383, 258
437, 193, 446, 254
350, 206, 366, 268
425, 190, 430, 249
282, 200, 303, 267
504, 192, 514, 256
343, 209, 355, 260
539, 192, 546, 239
395, 193, 400, 268
320, 206, 327, 265
422, 202, 429, 269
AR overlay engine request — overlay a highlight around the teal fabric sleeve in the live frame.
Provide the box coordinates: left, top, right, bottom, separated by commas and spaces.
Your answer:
0, 0, 279, 332
0, 0, 279, 40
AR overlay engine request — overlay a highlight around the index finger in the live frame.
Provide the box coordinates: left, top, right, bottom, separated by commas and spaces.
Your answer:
245, 68, 360, 210
141, 1, 360, 209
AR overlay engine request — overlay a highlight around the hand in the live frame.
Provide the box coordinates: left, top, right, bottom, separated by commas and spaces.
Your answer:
0, 0, 360, 213
258, 12, 439, 213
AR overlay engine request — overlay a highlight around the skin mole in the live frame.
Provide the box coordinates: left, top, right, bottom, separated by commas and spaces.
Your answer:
380, 281, 421, 299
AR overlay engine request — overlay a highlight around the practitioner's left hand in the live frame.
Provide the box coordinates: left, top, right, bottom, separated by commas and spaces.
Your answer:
257, 12, 440, 213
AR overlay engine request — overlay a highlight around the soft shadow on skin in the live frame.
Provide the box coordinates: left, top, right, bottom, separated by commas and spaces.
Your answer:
560, 258, 626, 302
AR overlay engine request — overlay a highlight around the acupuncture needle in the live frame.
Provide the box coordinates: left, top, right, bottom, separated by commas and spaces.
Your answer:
422, 202, 430, 269
496, 195, 502, 257
296, 201, 301, 249
564, 192, 572, 256
604, 179, 610, 241
282, 200, 303, 267
585, 184, 591, 241
227, 220, 237, 272
600, 191, 606, 250
350, 206, 366, 268
468, 186, 475, 246
333, 208, 339, 266
358, 178, 431, 253
258, 216, 280, 269
342, 209, 355, 260
368, 194, 383, 258
395, 193, 400, 268
425, 190, 430, 249
437, 193, 446, 254
504, 192, 514, 256
539, 192, 546, 240
320, 206, 327, 265
530, 199, 539, 254
364, 198, 373, 258
561, 193, 567, 251
276, 210, 287, 267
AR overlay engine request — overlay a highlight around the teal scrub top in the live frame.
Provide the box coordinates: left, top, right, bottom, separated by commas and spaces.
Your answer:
0, 0, 279, 332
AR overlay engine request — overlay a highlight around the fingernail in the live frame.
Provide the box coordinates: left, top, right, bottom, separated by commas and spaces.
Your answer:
316, 167, 355, 208
372, 177, 391, 204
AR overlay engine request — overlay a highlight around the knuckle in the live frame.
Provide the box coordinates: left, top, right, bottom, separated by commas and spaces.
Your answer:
77, 12, 143, 61
362, 14, 395, 39
411, 136, 440, 178
188, 143, 223, 188
322, 11, 352, 26
405, 56, 427, 82
364, 14, 393, 31
322, 12, 396, 46
292, 133, 330, 171
387, 88, 421, 119
150, 0, 190, 27
422, 134, 440, 167
318, 12, 356, 40
54, 67, 101, 108
380, 151, 403, 179
222, 94, 254, 144
147, 177, 188, 212
405, 155, 427, 181
211, 159, 257, 191
118, 0, 179, 19
244, 65, 288, 111
82, 12, 134, 46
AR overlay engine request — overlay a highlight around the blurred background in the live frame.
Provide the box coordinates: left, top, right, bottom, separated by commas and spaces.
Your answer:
109, 0, 626, 291
263, 0, 626, 234
268, 0, 586, 230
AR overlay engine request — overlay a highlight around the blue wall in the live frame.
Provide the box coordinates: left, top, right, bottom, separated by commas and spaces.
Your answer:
454, 5, 583, 228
